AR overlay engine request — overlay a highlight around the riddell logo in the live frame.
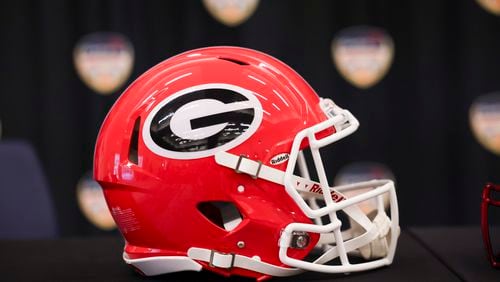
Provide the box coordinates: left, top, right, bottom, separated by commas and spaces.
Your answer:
306, 183, 345, 203
295, 178, 345, 202
270, 153, 289, 165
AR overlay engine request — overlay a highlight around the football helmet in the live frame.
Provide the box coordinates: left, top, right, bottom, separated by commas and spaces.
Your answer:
94, 46, 400, 280
481, 183, 500, 268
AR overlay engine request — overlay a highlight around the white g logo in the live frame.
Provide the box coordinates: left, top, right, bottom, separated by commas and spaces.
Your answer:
143, 83, 263, 159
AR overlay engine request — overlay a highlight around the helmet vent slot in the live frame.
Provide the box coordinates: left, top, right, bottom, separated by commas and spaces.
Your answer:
218, 57, 249, 66
128, 117, 141, 164
197, 201, 243, 231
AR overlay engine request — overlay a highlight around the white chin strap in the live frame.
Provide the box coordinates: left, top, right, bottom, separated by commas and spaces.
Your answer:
187, 248, 303, 277
122, 249, 302, 277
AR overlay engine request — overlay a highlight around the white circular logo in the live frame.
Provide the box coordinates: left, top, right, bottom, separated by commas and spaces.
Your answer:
203, 0, 260, 27
476, 0, 500, 16
73, 32, 134, 95
470, 92, 500, 155
143, 83, 263, 159
76, 172, 116, 231
331, 26, 394, 89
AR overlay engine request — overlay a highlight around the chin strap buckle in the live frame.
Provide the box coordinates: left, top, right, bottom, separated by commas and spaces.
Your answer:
209, 250, 236, 269
234, 154, 263, 179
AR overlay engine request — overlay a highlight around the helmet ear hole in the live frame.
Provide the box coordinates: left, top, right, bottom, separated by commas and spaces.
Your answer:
128, 117, 141, 164
197, 201, 243, 231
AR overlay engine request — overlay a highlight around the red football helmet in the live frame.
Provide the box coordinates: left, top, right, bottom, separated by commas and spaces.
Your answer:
481, 183, 500, 268
94, 46, 400, 280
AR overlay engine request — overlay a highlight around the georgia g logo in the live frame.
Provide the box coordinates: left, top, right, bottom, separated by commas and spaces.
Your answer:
143, 83, 263, 159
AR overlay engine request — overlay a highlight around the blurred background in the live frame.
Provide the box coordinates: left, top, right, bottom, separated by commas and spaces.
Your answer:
1, 0, 499, 237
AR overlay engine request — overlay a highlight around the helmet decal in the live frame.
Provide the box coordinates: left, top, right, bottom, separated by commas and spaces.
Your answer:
143, 83, 263, 159
269, 152, 290, 165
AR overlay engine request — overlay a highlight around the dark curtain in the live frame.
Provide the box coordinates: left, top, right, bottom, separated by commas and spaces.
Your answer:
1, 0, 499, 236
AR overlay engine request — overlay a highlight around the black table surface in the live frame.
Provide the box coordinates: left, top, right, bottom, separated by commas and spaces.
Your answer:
409, 226, 499, 282
0, 227, 497, 281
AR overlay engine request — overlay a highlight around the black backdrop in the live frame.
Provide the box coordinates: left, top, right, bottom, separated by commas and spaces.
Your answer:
1, 0, 500, 236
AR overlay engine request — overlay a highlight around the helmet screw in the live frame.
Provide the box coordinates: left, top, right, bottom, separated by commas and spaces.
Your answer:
237, 241, 245, 248
295, 235, 308, 248
291, 231, 310, 249
237, 185, 245, 193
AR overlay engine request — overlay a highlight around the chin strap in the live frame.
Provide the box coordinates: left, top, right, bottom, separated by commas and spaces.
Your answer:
350, 212, 391, 259
122, 249, 300, 277
187, 248, 302, 277
215, 151, 284, 184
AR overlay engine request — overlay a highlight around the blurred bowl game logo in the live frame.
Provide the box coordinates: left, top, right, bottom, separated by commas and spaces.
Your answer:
73, 32, 134, 95
203, 0, 259, 27
334, 162, 395, 214
476, 0, 500, 15
470, 92, 500, 155
331, 26, 394, 89
76, 172, 116, 230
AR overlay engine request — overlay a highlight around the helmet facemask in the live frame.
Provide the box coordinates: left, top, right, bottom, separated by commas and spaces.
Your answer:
215, 97, 400, 274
